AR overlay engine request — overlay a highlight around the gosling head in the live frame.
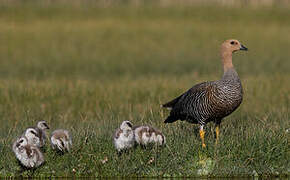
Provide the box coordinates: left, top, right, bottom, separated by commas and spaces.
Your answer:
37, 120, 49, 130
25, 128, 38, 138
16, 137, 28, 148
120, 121, 133, 131
221, 39, 248, 53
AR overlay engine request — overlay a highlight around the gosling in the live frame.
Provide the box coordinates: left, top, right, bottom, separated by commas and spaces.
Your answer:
50, 129, 72, 152
35, 120, 49, 147
133, 125, 166, 146
12, 136, 44, 169
113, 121, 135, 152
23, 128, 41, 148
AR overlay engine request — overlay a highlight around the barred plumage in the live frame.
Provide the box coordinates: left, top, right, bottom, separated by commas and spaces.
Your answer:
163, 39, 247, 147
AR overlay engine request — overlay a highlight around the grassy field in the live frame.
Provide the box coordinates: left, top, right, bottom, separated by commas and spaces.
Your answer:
0, 2, 289, 178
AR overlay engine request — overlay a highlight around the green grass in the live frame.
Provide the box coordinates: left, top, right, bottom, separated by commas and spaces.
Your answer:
0, 2, 289, 178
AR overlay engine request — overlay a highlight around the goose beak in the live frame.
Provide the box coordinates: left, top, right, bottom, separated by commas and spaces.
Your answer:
240, 44, 248, 51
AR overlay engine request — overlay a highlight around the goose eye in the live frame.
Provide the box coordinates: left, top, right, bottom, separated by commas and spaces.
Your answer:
230, 41, 235, 45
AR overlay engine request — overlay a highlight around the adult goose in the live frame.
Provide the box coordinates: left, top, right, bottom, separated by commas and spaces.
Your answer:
162, 39, 247, 147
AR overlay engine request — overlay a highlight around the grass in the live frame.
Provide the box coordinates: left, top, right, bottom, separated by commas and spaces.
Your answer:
0, 2, 289, 178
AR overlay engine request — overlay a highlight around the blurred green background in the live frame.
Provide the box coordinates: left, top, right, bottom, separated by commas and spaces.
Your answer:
0, 0, 289, 178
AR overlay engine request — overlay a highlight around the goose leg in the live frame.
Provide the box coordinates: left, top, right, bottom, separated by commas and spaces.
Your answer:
199, 125, 206, 148
215, 124, 220, 145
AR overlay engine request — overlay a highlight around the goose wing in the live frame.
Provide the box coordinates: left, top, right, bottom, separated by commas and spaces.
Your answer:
164, 81, 217, 123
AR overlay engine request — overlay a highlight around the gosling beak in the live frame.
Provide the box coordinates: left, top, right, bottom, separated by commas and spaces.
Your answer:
240, 44, 248, 51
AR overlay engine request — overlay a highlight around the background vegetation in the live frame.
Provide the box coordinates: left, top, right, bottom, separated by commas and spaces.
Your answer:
0, 0, 289, 178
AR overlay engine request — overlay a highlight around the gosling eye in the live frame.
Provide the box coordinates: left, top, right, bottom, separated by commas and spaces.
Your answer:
126, 122, 132, 128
